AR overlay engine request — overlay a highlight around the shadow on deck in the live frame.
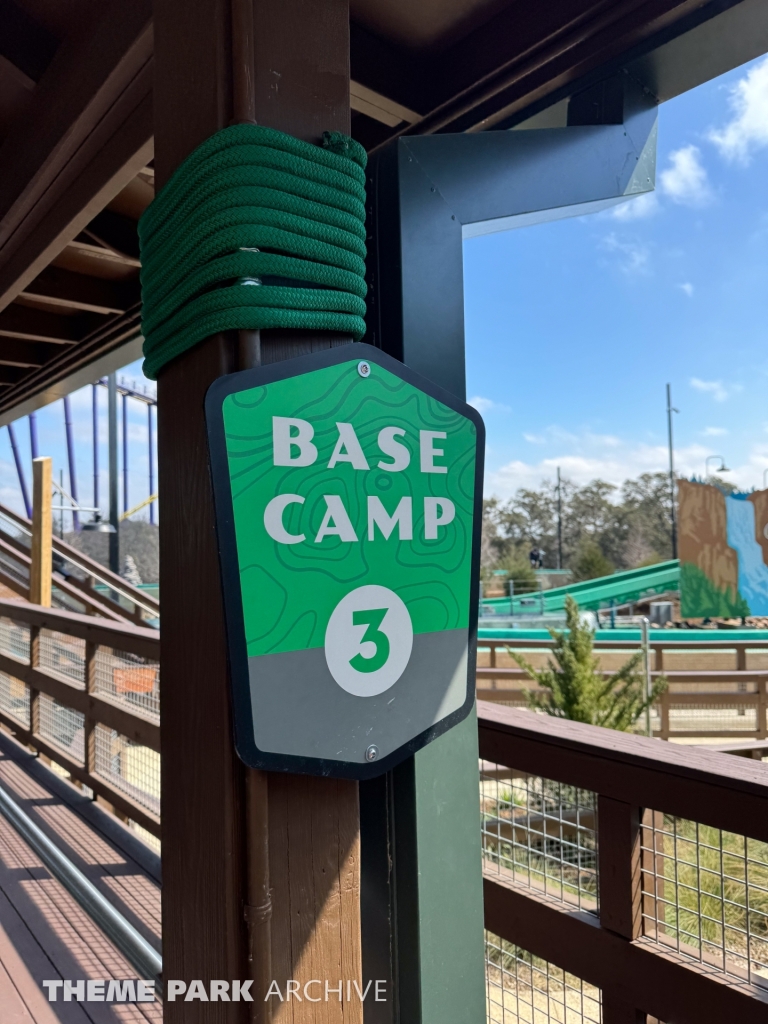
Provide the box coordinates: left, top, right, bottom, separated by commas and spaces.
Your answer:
0, 730, 161, 1022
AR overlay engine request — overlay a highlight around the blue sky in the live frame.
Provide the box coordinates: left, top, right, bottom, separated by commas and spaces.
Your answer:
0, 360, 156, 525
465, 53, 768, 498
1, 54, 768, 518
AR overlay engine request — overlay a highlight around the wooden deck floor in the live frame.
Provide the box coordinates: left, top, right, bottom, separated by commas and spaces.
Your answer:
0, 730, 162, 1022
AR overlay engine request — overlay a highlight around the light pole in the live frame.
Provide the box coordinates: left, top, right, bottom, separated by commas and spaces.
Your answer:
763, 467, 768, 491
556, 466, 563, 570
705, 455, 729, 480
666, 384, 679, 559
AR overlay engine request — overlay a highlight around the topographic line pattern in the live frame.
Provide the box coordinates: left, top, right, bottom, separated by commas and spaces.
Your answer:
223, 360, 477, 657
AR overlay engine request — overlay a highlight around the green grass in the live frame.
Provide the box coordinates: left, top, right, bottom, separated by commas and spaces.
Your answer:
652, 816, 768, 978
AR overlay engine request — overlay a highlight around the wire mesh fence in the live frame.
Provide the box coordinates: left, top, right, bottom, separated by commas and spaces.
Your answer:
92, 647, 159, 719
641, 813, 768, 987
667, 705, 758, 733
481, 762, 599, 913
486, 930, 601, 1024
0, 616, 30, 661
93, 725, 160, 816
37, 629, 86, 686
0, 670, 30, 727
37, 693, 85, 762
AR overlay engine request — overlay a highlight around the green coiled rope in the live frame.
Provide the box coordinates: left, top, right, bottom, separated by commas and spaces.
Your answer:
138, 124, 368, 379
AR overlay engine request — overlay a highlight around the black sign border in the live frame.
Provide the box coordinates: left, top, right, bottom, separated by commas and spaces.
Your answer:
205, 342, 485, 780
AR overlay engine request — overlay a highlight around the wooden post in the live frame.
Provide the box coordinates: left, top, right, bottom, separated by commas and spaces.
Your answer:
30, 456, 52, 607
758, 679, 768, 740
154, 0, 359, 1019
598, 796, 645, 1024
29, 456, 52, 750
601, 991, 648, 1024
597, 797, 642, 941
660, 690, 670, 741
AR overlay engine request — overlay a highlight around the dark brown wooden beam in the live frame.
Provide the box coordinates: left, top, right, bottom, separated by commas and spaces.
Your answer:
0, 304, 90, 343
84, 209, 141, 261
20, 266, 139, 315
155, 0, 359, 1018
0, 337, 64, 367
0, 366, 27, 385
484, 871, 768, 1024
0, 303, 142, 421
349, 20, 429, 118
0, 0, 152, 312
351, 0, 732, 149
416, 0, 706, 133
478, 702, 768, 843
0, 597, 159, 659
0, 0, 58, 83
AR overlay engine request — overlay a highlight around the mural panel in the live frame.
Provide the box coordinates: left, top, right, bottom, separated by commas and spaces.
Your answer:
679, 480, 768, 617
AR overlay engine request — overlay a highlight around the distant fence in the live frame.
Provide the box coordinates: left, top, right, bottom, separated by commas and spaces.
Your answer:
0, 598, 160, 837
478, 637, 768, 740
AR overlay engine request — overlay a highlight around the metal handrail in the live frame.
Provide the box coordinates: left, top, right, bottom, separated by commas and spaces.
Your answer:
0, 780, 162, 984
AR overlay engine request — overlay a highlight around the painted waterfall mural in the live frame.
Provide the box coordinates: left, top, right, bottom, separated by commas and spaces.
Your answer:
678, 480, 768, 618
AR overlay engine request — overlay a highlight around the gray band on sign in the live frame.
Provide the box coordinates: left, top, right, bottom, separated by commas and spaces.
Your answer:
249, 628, 468, 763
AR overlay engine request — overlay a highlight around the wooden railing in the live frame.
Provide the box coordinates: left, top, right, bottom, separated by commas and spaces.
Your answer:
478, 637, 768, 739
0, 598, 160, 837
479, 701, 768, 1024
0, 503, 159, 626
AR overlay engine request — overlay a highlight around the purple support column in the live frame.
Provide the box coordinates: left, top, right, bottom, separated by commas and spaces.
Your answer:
7, 424, 31, 518
28, 412, 38, 459
122, 391, 129, 514
92, 384, 99, 511
148, 402, 155, 525
63, 395, 80, 531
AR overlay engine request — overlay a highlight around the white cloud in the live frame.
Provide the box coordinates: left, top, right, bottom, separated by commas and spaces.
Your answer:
523, 432, 545, 444
708, 55, 768, 164
678, 282, 694, 297
485, 437, 714, 498
468, 396, 510, 414
611, 192, 660, 221
690, 378, 742, 402
601, 233, 650, 275
659, 145, 712, 206
702, 426, 728, 437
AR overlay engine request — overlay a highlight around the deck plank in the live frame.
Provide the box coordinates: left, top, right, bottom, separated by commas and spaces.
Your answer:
0, 732, 162, 1022
0, 733, 160, 948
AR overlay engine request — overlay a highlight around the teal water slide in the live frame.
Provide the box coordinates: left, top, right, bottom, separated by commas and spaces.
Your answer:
482, 559, 680, 616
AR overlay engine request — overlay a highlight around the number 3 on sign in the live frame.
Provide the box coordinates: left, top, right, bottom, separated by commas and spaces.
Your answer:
325, 585, 414, 697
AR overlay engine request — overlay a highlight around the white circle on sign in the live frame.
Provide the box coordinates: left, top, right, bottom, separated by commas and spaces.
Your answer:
325, 585, 413, 697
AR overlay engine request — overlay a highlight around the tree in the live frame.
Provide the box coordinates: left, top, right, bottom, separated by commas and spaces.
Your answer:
480, 470, 680, 576
512, 596, 667, 732
570, 539, 614, 581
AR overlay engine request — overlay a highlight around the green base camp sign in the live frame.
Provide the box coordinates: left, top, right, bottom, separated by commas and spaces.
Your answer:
206, 344, 484, 778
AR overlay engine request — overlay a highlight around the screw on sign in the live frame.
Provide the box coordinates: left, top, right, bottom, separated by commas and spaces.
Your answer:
206, 344, 484, 779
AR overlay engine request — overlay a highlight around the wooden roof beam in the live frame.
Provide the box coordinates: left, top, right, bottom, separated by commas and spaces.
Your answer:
66, 238, 141, 269
82, 209, 141, 261
0, 0, 58, 83
0, 304, 93, 344
0, 338, 66, 368
0, 366, 27, 386
0, 0, 153, 313
350, 81, 419, 127
20, 267, 139, 316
